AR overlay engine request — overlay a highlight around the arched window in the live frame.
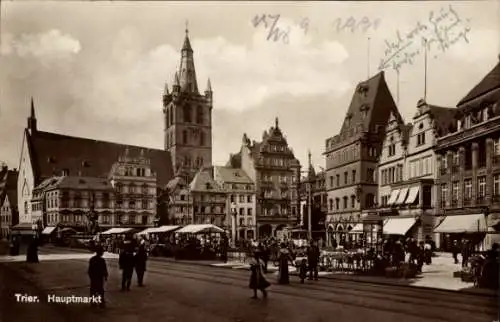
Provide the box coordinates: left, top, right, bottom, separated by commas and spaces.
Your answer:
200, 132, 205, 146
183, 107, 191, 122
196, 106, 203, 124
182, 130, 188, 144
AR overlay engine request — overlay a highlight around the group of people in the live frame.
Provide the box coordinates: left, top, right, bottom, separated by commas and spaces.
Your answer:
8, 233, 40, 263
87, 238, 148, 308
450, 239, 474, 267
247, 239, 322, 299
381, 237, 434, 272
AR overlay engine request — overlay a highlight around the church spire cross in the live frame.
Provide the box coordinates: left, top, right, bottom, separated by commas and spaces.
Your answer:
185, 20, 189, 35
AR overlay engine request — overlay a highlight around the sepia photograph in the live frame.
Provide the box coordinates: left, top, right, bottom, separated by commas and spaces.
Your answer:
0, 1, 498, 321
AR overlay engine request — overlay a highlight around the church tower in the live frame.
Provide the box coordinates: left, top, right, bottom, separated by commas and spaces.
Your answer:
162, 26, 213, 183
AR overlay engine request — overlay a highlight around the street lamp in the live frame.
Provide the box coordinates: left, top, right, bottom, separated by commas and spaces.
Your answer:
231, 202, 237, 247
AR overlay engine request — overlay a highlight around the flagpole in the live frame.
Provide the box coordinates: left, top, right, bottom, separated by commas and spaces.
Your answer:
367, 37, 371, 78
397, 69, 400, 105
424, 38, 428, 101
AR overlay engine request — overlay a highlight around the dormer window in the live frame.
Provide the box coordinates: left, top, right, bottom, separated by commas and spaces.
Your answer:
345, 113, 353, 127
205, 183, 212, 190
360, 104, 370, 119
358, 84, 369, 98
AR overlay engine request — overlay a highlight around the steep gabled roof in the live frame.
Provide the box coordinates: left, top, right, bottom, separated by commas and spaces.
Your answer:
214, 166, 253, 184
28, 131, 173, 187
458, 60, 500, 106
340, 71, 398, 134
39, 176, 114, 191
190, 168, 223, 192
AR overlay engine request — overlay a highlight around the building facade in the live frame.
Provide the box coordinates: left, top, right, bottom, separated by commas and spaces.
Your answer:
165, 176, 192, 225
377, 99, 456, 244
324, 71, 398, 246
0, 168, 19, 238
227, 118, 301, 239
190, 167, 227, 227
163, 28, 213, 183
31, 176, 115, 230
435, 57, 500, 251
213, 166, 256, 241
109, 148, 157, 228
18, 94, 173, 227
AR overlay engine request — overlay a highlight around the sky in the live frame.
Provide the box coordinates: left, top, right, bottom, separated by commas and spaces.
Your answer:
0, 1, 499, 173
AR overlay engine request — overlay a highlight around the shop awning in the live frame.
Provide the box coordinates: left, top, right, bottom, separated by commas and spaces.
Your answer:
434, 214, 487, 233
383, 217, 416, 235
11, 223, 34, 230
349, 223, 364, 233
176, 224, 224, 234
101, 227, 133, 235
42, 226, 57, 235
405, 186, 420, 205
387, 189, 400, 205
394, 187, 409, 205
137, 227, 156, 235
138, 225, 180, 235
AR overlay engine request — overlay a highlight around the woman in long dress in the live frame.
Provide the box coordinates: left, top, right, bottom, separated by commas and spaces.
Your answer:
278, 243, 293, 284
249, 251, 270, 298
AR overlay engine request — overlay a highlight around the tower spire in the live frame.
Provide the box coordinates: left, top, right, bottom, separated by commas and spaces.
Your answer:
30, 96, 35, 118
179, 24, 198, 93
275, 117, 279, 128
206, 78, 212, 92
308, 150, 312, 166
164, 82, 169, 95
28, 96, 37, 133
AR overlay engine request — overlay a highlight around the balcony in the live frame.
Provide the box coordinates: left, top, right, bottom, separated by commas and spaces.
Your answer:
463, 199, 472, 206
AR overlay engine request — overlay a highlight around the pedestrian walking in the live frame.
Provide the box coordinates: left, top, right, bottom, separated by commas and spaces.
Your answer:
88, 246, 108, 308
249, 251, 270, 299
298, 258, 307, 283
277, 243, 293, 285
134, 243, 148, 287
307, 239, 320, 281
417, 241, 425, 273
451, 240, 460, 264
461, 239, 471, 268
26, 236, 39, 263
119, 242, 135, 291
258, 242, 270, 273
9, 234, 20, 256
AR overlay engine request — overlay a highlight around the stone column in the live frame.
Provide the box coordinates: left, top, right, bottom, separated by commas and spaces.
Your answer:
458, 146, 466, 208
486, 138, 494, 204
472, 142, 479, 204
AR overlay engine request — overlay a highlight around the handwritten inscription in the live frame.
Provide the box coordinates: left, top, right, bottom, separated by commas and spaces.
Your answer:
378, 5, 471, 71
252, 14, 290, 44
252, 14, 381, 44
332, 17, 381, 33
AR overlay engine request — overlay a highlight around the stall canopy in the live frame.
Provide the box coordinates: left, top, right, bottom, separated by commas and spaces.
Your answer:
434, 214, 487, 233
101, 227, 133, 235
176, 224, 224, 234
42, 226, 57, 235
405, 186, 420, 205
387, 189, 400, 205
138, 225, 180, 235
394, 188, 409, 205
349, 223, 364, 233
383, 217, 416, 235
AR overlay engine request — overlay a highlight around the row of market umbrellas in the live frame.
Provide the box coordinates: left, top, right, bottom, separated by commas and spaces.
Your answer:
99, 224, 225, 236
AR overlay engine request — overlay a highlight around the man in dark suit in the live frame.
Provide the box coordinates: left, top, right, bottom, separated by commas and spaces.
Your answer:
307, 239, 321, 281
88, 246, 108, 308
119, 241, 135, 291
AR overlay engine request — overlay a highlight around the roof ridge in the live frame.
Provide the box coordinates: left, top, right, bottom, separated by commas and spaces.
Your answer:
35, 130, 166, 153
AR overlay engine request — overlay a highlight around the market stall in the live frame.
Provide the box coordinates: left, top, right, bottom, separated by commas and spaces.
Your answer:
138, 225, 181, 256
174, 224, 225, 260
